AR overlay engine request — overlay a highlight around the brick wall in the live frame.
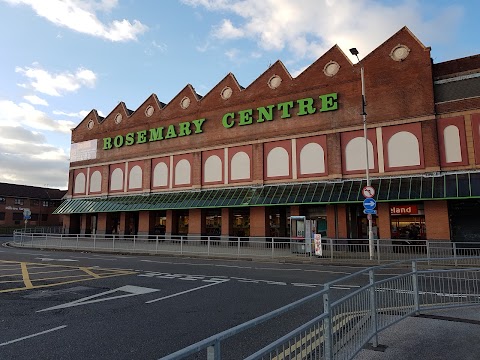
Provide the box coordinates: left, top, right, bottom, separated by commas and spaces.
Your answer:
424, 200, 451, 240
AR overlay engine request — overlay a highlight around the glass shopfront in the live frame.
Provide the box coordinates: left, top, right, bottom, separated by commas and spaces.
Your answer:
205, 209, 221, 236
390, 203, 426, 240
176, 210, 189, 235
232, 208, 249, 237
153, 211, 166, 235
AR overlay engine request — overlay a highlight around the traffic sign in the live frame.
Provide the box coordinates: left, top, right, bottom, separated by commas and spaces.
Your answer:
363, 198, 377, 210
23, 208, 31, 217
362, 186, 375, 198
363, 209, 377, 215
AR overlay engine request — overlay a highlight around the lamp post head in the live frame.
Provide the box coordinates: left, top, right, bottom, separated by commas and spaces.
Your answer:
349, 48, 361, 63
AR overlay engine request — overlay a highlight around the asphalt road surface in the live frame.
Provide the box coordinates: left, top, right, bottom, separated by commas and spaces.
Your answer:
0, 237, 370, 360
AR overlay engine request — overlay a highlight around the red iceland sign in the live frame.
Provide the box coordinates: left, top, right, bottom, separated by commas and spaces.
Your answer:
390, 205, 418, 215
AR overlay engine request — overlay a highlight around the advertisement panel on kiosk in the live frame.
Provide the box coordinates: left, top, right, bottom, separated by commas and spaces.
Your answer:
290, 216, 315, 254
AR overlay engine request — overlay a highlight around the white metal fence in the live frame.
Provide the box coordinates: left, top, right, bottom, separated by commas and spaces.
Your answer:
11, 230, 480, 263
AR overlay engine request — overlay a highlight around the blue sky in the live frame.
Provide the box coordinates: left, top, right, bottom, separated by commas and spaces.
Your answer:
0, 0, 478, 189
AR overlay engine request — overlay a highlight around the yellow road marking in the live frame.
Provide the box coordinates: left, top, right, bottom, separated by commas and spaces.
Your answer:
20, 262, 33, 289
79, 267, 101, 278
0, 260, 137, 293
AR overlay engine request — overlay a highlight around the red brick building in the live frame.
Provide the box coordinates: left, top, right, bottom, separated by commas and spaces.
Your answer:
55, 27, 480, 242
0, 183, 65, 232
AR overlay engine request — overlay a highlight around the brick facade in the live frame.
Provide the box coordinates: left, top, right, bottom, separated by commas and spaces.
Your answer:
58, 26, 480, 242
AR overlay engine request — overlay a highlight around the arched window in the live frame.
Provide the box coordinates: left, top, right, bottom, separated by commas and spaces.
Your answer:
345, 137, 374, 171
267, 147, 289, 177
110, 168, 124, 191
444, 125, 462, 163
175, 159, 191, 185
74, 173, 86, 194
300, 143, 325, 175
204, 155, 222, 183
231, 152, 250, 180
128, 165, 142, 189
89, 171, 101, 193
388, 131, 420, 167
153, 162, 168, 187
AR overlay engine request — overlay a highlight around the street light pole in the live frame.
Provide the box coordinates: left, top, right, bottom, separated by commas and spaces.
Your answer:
350, 48, 374, 260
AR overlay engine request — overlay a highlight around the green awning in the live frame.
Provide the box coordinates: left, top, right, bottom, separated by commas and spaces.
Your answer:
54, 172, 480, 214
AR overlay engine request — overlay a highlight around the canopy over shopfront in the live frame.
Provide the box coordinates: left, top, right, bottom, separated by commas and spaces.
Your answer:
54, 172, 480, 214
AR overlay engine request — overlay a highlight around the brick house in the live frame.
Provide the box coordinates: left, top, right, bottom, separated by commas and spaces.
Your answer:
0, 183, 66, 233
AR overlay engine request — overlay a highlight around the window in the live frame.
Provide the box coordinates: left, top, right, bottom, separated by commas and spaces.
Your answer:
13, 212, 23, 221
0, 212, 5, 221
43, 201, 49, 207
14, 198, 24, 205
42, 214, 48, 221
32, 199, 40, 206
31, 213, 39, 221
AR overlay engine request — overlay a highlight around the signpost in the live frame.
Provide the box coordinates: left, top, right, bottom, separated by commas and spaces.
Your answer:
23, 208, 31, 232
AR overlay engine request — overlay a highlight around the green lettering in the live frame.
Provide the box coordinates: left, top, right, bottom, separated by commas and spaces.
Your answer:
125, 132, 135, 146
238, 109, 253, 126
319, 92, 338, 112
178, 122, 192, 136
296, 97, 316, 116
257, 105, 274, 122
137, 130, 147, 143
103, 137, 112, 150
222, 113, 235, 128
165, 124, 177, 139
149, 127, 164, 142
277, 101, 294, 119
113, 135, 124, 148
192, 118, 206, 133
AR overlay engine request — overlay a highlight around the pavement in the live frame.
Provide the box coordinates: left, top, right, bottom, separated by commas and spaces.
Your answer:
354, 306, 480, 360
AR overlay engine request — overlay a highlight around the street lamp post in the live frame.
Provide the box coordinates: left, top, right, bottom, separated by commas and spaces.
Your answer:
350, 48, 374, 260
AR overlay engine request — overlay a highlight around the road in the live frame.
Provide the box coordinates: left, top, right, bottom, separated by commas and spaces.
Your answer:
0, 237, 371, 360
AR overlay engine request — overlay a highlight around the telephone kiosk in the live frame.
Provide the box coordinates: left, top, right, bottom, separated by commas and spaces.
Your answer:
290, 216, 316, 254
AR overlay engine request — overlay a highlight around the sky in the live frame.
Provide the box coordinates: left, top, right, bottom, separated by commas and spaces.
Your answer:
0, 0, 478, 190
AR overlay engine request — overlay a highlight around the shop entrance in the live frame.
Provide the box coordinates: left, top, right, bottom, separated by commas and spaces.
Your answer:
205, 209, 221, 237
153, 211, 166, 235
125, 212, 138, 235
390, 203, 426, 241
175, 210, 189, 236
232, 208, 249, 238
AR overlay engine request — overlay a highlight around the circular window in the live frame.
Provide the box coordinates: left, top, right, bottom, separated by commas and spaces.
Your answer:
323, 61, 340, 77
87, 119, 94, 130
221, 86, 233, 100
145, 105, 154, 117
268, 75, 282, 89
180, 96, 191, 109
390, 44, 410, 61
114, 113, 123, 124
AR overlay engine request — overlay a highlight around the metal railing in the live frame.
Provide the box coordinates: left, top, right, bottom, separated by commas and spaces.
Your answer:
11, 230, 480, 264
159, 257, 480, 360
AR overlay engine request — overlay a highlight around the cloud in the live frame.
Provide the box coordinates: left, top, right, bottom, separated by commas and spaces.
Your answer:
3, 0, 148, 42
0, 126, 69, 188
24, 95, 49, 106
182, 0, 464, 62
53, 109, 90, 118
15, 64, 97, 97
213, 19, 243, 39
0, 100, 76, 133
